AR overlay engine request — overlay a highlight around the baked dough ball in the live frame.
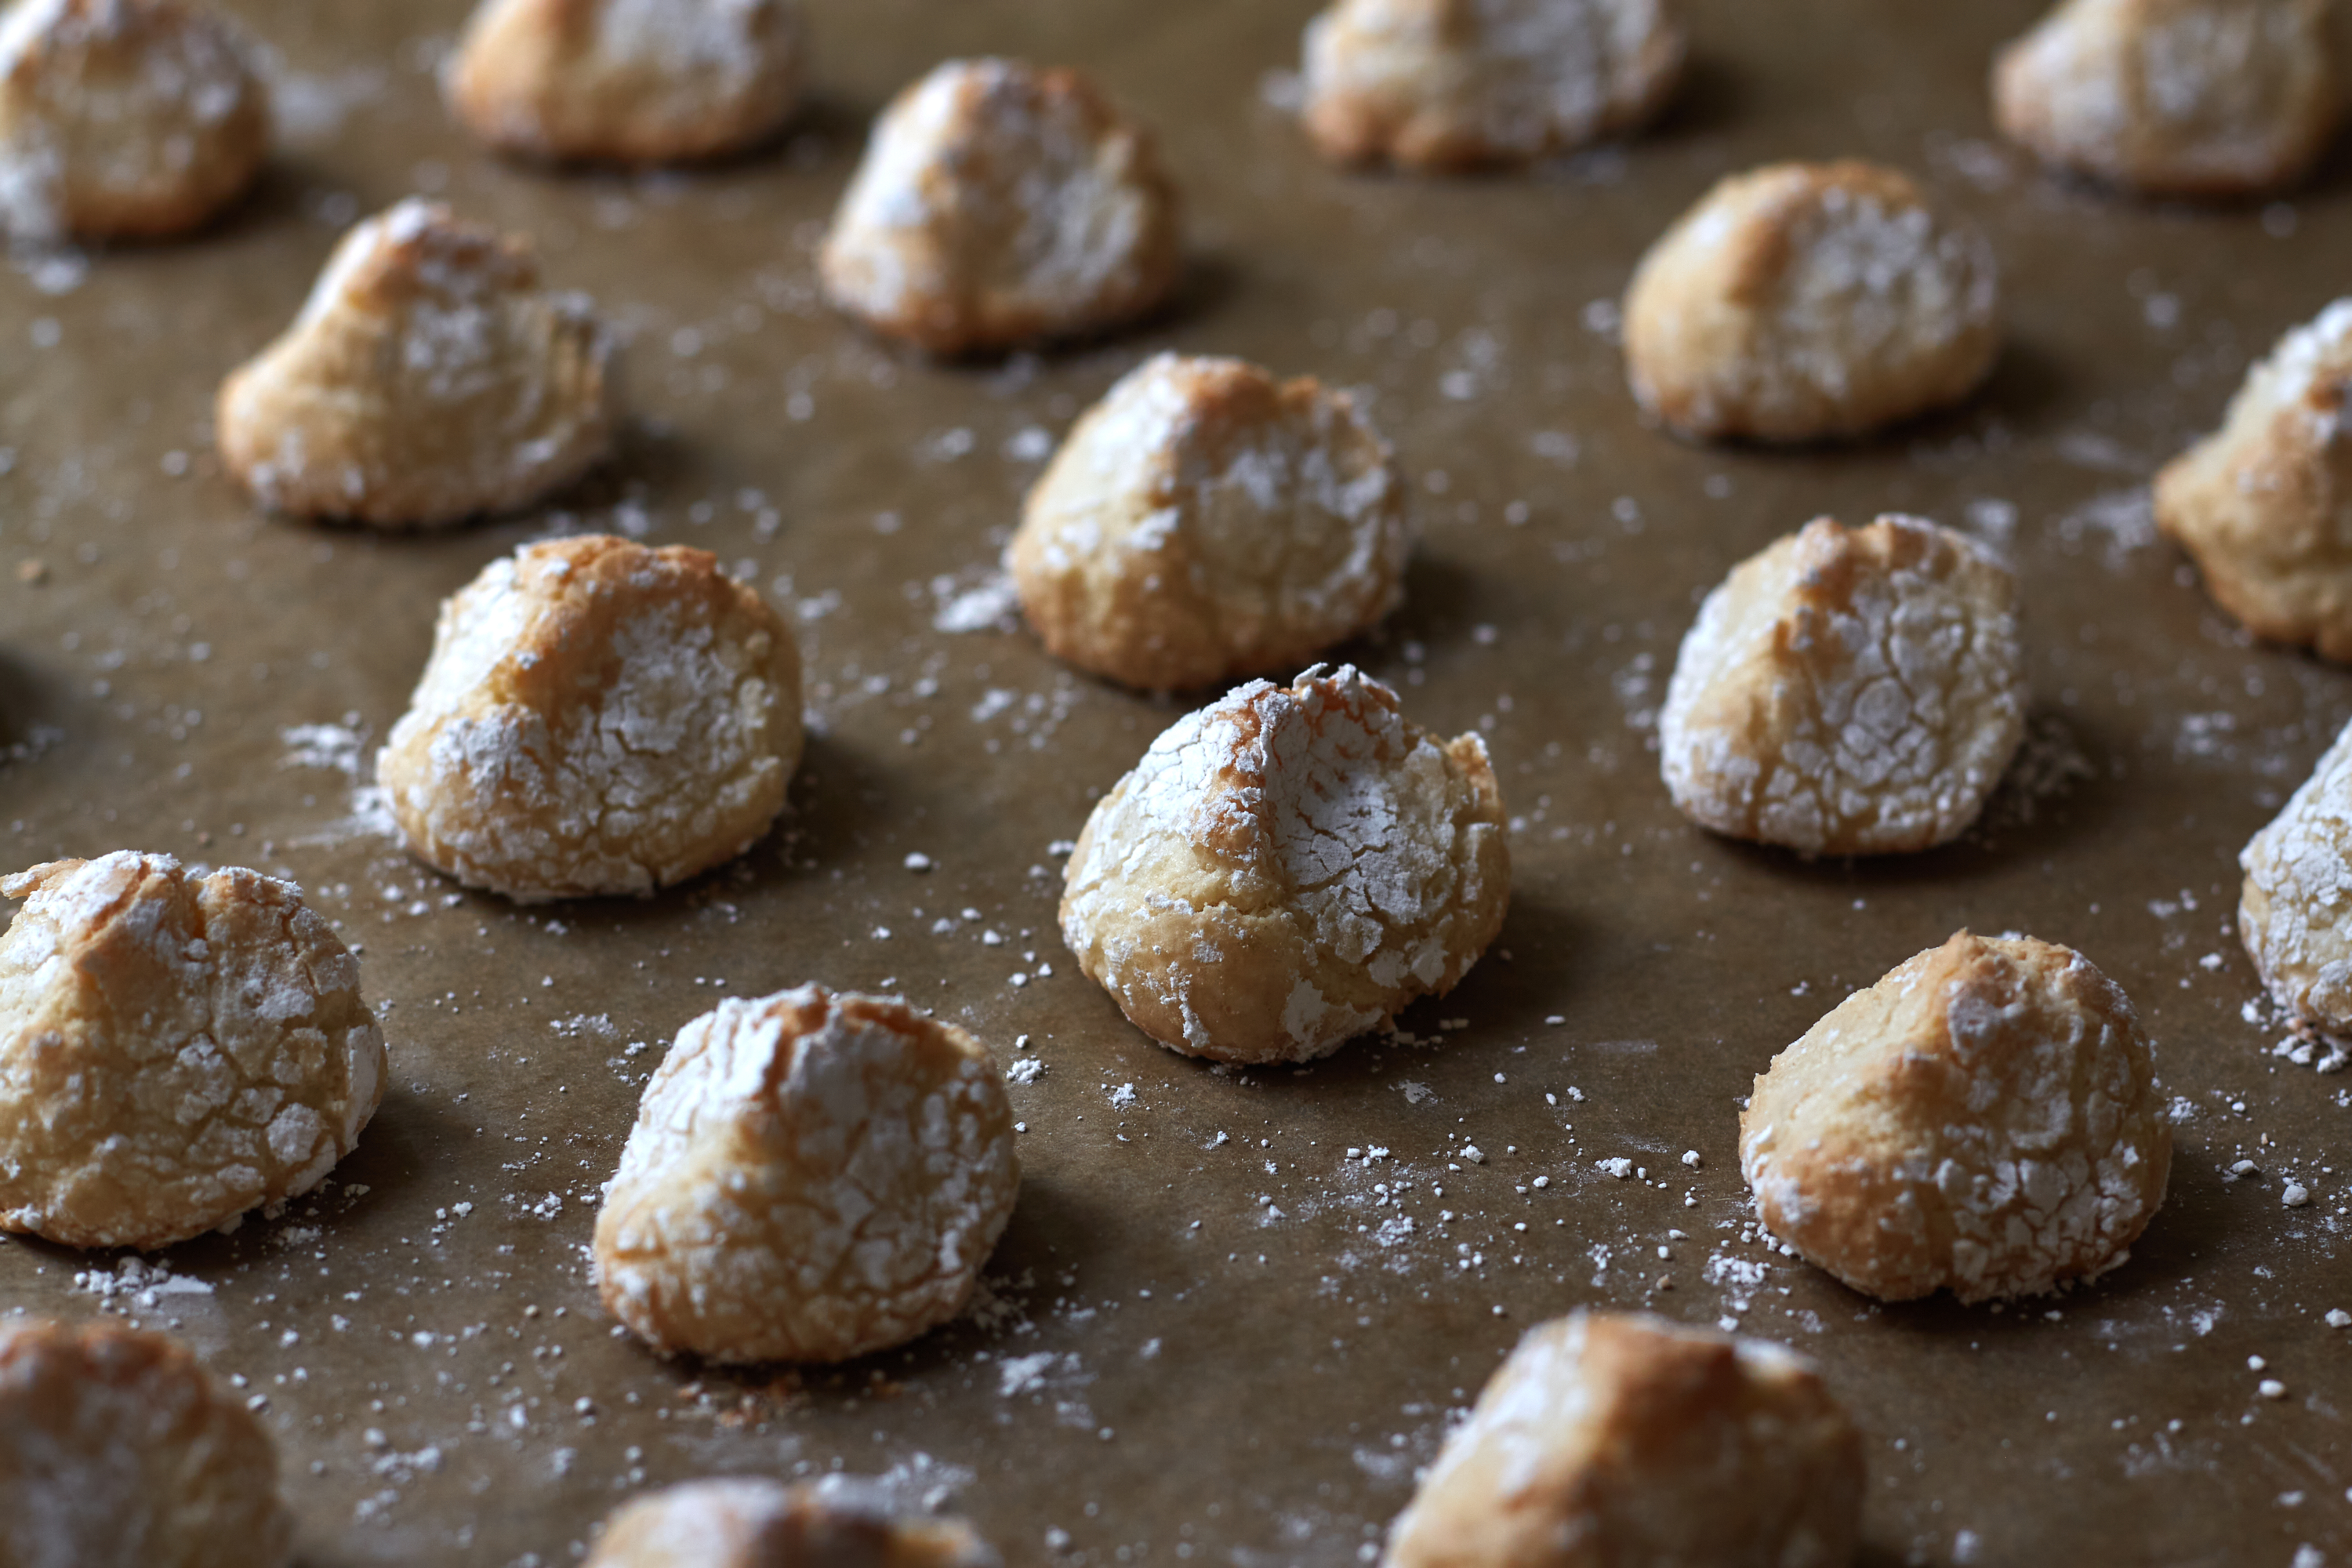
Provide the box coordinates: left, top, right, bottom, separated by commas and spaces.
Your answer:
1383, 1312, 1863, 1568
216, 198, 619, 528
1061, 665, 1508, 1065
0, 851, 386, 1250
593, 985, 1019, 1365
2155, 298, 2352, 659
818, 57, 1181, 355
0, 0, 268, 242
2239, 715, 2352, 1038
1740, 931, 2172, 1304
1300, 0, 1686, 170
0, 1320, 293, 1568
447, 0, 804, 164
1622, 161, 2001, 444
376, 535, 802, 903
1993, 0, 2340, 198
1007, 353, 1410, 691
1659, 514, 2025, 857
586, 1476, 999, 1568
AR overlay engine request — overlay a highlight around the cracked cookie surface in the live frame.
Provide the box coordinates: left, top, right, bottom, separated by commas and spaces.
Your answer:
0, 851, 385, 1250
593, 986, 1020, 1365
378, 534, 803, 902
1061, 665, 1508, 1065
2239, 715, 2352, 1039
585, 1475, 1000, 1567
1740, 931, 2172, 1304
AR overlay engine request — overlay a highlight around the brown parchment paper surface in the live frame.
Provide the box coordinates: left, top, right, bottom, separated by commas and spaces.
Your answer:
0, 1, 2348, 1563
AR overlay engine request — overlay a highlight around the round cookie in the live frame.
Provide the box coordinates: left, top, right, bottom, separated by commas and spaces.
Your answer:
2239, 715, 2352, 1039
216, 198, 619, 528
593, 985, 1020, 1365
0, 1320, 292, 1568
2155, 298, 2352, 660
1383, 1311, 1864, 1568
1658, 514, 2025, 857
586, 1476, 1000, 1568
1060, 664, 1509, 1065
1740, 931, 2172, 1304
1007, 352, 1410, 691
1994, 0, 2339, 198
1300, 0, 1686, 170
447, 0, 804, 164
1622, 160, 2001, 443
376, 535, 803, 903
0, 851, 387, 1250
0, 0, 269, 242
818, 57, 1182, 355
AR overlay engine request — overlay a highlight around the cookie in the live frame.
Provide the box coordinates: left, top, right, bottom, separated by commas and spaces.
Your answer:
818, 57, 1182, 354
0, 851, 387, 1250
2240, 716, 2352, 1039
215, 198, 619, 528
1658, 514, 2025, 857
447, 0, 804, 164
1061, 665, 1508, 1065
376, 535, 803, 902
1383, 1311, 1864, 1568
1300, 0, 1686, 170
1994, 0, 2339, 198
1740, 931, 2172, 1304
1622, 161, 2001, 443
593, 985, 1020, 1365
586, 1476, 1000, 1568
0, 1320, 292, 1568
2155, 298, 2352, 659
1007, 353, 1410, 691
0, 0, 268, 242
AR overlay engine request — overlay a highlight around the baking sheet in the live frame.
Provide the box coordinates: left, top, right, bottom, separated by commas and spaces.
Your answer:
2, 0, 2348, 1563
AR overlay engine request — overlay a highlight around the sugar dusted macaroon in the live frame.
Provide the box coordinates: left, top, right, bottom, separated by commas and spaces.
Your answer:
819, 57, 1181, 354
1301, 0, 1686, 170
448, 0, 805, 164
1994, 0, 2339, 198
1008, 353, 1410, 691
377, 535, 803, 902
0, 851, 387, 1250
216, 198, 619, 528
1383, 1312, 1864, 1568
2156, 298, 2352, 661
585, 1476, 1000, 1568
1659, 514, 2025, 857
593, 985, 1020, 1365
1623, 161, 2001, 443
1741, 931, 2172, 1304
0, 1321, 294, 1568
1061, 665, 1508, 1065
0, 0, 269, 242
2239, 716, 2352, 1040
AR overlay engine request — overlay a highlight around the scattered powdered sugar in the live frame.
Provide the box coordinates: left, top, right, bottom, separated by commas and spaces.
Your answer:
931, 571, 1020, 633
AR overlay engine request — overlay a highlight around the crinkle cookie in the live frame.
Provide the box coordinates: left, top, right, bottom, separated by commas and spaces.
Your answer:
1623, 161, 2001, 443
2155, 298, 2352, 660
448, 0, 804, 164
1008, 353, 1410, 691
0, 0, 268, 242
818, 57, 1181, 354
215, 198, 619, 528
0, 851, 386, 1250
1740, 931, 2172, 1304
1300, 0, 1686, 170
376, 535, 803, 903
1383, 1312, 1864, 1568
1061, 665, 1508, 1065
1994, 0, 2339, 198
586, 1475, 1000, 1568
0, 1320, 293, 1568
593, 985, 1019, 1365
1659, 514, 2025, 857
2239, 716, 2352, 1039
